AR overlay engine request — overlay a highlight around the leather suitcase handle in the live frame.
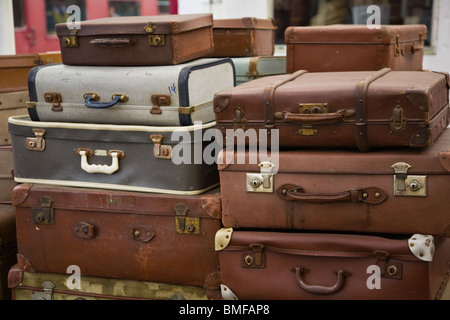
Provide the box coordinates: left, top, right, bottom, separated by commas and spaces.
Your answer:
277, 184, 387, 205
90, 38, 135, 47
292, 267, 350, 295
281, 109, 356, 124
84, 93, 129, 109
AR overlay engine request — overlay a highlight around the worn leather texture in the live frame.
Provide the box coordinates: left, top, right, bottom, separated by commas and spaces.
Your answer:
219, 127, 450, 236
214, 69, 450, 151
56, 14, 214, 66
12, 183, 221, 287
285, 24, 427, 72
217, 230, 450, 300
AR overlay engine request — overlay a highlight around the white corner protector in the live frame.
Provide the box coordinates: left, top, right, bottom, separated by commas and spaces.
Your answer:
215, 228, 233, 251
220, 284, 238, 300
408, 234, 435, 262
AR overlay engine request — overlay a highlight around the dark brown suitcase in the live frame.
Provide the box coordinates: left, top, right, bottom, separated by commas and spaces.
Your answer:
56, 14, 214, 66
218, 127, 450, 236
0, 53, 61, 93
12, 184, 222, 288
207, 17, 277, 57
214, 68, 449, 152
0, 204, 17, 300
215, 229, 450, 300
285, 24, 427, 73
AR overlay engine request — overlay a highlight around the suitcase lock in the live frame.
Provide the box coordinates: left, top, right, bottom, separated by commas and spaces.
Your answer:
32, 196, 54, 225
175, 204, 200, 235
246, 162, 275, 193
31, 281, 55, 300
391, 162, 427, 197
44, 92, 63, 112
150, 135, 173, 160
26, 129, 46, 152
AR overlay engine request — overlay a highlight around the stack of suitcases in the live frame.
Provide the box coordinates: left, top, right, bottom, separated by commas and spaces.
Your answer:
213, 24, 450, 300
3, 14, 450, 301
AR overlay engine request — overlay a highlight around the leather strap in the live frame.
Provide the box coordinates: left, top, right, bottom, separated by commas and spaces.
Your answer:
355, 68, 392, 152
262, 70, 308, 128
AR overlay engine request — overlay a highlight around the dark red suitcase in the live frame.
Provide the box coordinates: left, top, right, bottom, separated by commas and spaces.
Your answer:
216, 229, 450, 300
12, 183, 222, 288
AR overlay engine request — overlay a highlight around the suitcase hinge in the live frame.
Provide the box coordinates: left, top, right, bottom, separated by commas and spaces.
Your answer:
246, 162, 275, 193
44, 92, 63, 112
391, 162, 427, 197
32, 196, 55, 225
151, 94, 171, 115
63, 28, 79, 48
150, 135, 173, 160
243, 244, 266, 268
32, 281, 55, 300
175, 204, 200, 235
373, 251, 403, 280
390, 106, 406, 133
26, 129, 46, 152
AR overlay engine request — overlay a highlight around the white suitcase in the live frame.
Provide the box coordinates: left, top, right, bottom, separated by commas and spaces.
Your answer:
27, 58, 235, 126
232, 56, 286, 86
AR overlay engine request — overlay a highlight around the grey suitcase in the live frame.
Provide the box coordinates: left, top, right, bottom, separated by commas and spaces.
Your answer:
8, 115, 219, 195
232, 56, 286, 86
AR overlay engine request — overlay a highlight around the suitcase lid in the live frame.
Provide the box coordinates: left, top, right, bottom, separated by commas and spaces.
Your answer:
285, 24, 428, 45
215, 228, 438, 262
12, 183, 221, 220
213, 17, 277, 30
217, 127, 450, 175
56, 14, 213, 37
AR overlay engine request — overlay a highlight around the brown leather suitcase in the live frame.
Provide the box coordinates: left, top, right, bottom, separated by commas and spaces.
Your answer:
8, 267, 209, 300
0, 204, 17, 300
285, 24, 427, 73
0, 146, 16, 202
207, 17, 277, 57
218, 127, 450, 236
215, 229, 450, 300
214, 68, 449, 152
56, 14, 214, 66
12, 184, 222, 288
0, 53, 61, 93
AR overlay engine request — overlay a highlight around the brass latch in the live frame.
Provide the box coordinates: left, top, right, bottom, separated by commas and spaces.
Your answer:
243, 244, 266, 268
150, 135, 173, 160
175, 204, 200, 235
32, 196, 54, 225
144, 22, 165, 46
233, 108, 246, 130
151, 94, 171, 115
246, 162, 275, 193
298, 103, 328, 136
373, 251, 403, 280
390, 106, 406, 133
26, 129, 46, 152
44, 92, 63, 112
391, 162, 427, 197
63, 28, 79, 48
31, 281, 55, 300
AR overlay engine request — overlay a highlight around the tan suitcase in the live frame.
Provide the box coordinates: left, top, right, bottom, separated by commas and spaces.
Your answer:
0, 146, 15, 202
0, 91, 29, 145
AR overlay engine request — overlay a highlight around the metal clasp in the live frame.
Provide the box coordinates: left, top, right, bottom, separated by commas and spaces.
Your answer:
150, 135, 173, 160
63, 28, 79, 48
151, 94, 171, 115
243, 244, 265, 268
44, 92, 63, 112
31, 281, 55, 300
26, 129, 46, 152
175, 204, 200, 235
246, 162, 275, 193
391, 106, 406, 133
32, 196, 54, 225
391, 162, 427, 197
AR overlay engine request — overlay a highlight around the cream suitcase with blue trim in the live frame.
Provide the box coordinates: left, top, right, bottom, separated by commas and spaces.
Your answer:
27, 58, 235, 126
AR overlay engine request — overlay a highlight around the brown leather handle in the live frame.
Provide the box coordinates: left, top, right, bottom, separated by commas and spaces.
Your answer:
282, 109, 356, 124
277, 184, 387, 205
292, 267, 350, 295
90, 38, 135, 47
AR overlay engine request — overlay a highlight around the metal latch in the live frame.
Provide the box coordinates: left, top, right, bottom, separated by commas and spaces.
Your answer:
233, 108, 246, 130
63, 28, 79, 48
26, 129, 46, 152
246, 162, 275, 193
373, 251, 403, 280
150, 135, 173, 160
32, 281, 55, 300
390, 106, 406, 133
243, 244, 265, 268
144, 22, 165, 46
391, 162, 427, 197
151, 94, 171, 115
44, 92, 63, 112
175, 204, 200, 235
32, 196, 54, 225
